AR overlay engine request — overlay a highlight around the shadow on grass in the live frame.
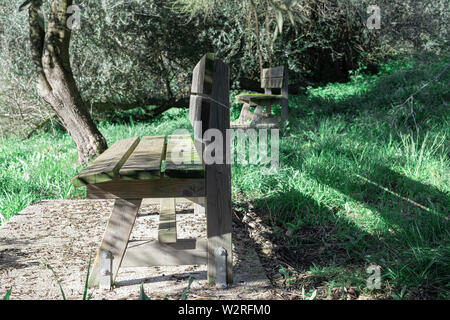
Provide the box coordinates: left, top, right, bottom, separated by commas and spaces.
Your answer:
233, 190, 387, 295
232, 57, 450, 298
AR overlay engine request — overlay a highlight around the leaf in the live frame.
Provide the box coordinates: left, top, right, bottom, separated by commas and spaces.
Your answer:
46, 264, 66, 300
275, 10, 284, 34
18, 0, 32, 12
38, 12, 45, 31
82, 256, 92, 300
3, 288, 12, 300
308, 289, 317, 300
180, 276, 195, 300
273, 26, 279, 42
139, 283, 150, 300
288, 11, 295, 26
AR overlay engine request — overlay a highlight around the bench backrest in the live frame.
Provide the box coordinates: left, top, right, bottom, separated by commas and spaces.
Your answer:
188, 53, 230, 162
261, 66, 289, 101
261, 66, 287, 89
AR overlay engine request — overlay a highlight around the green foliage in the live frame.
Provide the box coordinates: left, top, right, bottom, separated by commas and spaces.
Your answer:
180, 276, 195, 300
278, 266, 294, 285
232, 54, 449, 298
301, 286, 317, 300
43, 257, 93, 300
3, 288, 12, 300
18, 0, 32, 12
82, 257, 92, 300
1, 0, 448, 137
139, 283, 151, 300
0, 54, 449, 299
46, 264, 67, 300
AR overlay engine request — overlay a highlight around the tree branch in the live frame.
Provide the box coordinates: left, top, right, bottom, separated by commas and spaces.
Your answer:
90, 96, 190, 113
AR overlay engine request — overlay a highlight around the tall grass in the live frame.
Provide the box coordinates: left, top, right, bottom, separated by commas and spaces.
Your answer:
0, 54, 448, 298
231, 54, 449, 298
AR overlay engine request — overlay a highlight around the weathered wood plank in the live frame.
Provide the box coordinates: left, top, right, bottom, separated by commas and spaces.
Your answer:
205, 58, 233, 284
189, 95, 209, 157
237, 102, 250, 124
250, 105, 265, 126
86, 178, 206, 199
119, 136, 166, 180
237, 94, 282, 107
122, 239, 207, 267
132, 197, 205, 206
191, 53, 215, 96
88, 198, 142, 288
73, 137, 140, 187
261, 66, 284, 78
236, 94, 282, 101
281, 69, 289, 126
260, 76, 284, 88
234, 65, 288, 128
165, 134, 204, 178
159, 198, 177, 243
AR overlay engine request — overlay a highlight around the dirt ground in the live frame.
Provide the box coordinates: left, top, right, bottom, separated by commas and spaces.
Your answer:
0, 199, 278, 300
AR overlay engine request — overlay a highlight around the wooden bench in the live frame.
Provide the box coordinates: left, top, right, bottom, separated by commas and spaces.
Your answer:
72, 53, 232, 289
231, 66, 289, 129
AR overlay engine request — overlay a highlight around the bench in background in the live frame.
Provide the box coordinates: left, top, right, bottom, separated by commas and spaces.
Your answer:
232, 66, 288, 129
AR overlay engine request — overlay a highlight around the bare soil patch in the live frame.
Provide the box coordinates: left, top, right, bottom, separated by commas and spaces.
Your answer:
0, 199, 274, 300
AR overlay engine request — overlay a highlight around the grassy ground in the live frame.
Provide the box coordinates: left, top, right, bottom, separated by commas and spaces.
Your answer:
0, 54, 449, 299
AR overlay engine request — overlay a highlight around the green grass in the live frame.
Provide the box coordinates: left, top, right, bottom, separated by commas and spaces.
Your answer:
0, 54, 449, 299
0, 108, 192, 223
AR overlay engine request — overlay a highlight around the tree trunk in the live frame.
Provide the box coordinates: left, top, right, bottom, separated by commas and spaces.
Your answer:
28, 0, 106, 164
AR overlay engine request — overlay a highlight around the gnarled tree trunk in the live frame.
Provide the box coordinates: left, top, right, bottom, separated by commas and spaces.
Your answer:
28, 0, 106, 164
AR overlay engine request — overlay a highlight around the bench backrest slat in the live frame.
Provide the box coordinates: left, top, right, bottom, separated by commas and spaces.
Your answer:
189, 53, 230, 162
260, 66, 286, 89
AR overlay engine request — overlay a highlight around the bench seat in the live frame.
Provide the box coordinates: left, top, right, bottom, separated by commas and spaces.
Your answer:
236, 93, 282, 106
72, 134, 203, 188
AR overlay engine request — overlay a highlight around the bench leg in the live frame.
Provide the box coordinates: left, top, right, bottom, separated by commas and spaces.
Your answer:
159, 198, 177, 243
88, 198, 142, 288
250, 105, 264, 126
281, 98, 288, 127
237, 103, 250, 124
206, 166, 233, 285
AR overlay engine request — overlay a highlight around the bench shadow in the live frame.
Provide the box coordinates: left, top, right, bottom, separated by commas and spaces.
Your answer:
0, 238, 38, 270
235, 191, 386, 277
233, 143, 449, 296
112, 202, 271, 292
114, 270, 207, 287
307, 146, 449, 235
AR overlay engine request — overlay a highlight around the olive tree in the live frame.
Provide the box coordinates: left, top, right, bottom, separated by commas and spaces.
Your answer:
20, 0, 106, 163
